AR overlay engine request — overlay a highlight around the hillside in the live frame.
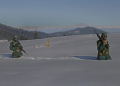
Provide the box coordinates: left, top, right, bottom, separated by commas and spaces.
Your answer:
0, 23, 49, 40
0, 34, 120, 86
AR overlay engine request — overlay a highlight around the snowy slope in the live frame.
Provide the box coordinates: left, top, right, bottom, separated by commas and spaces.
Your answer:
0, 34, 120, 86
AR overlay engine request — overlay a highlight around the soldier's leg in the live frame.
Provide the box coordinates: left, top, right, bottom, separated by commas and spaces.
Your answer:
12, 52, 23, 58
106, 55, 112, 60
12, 53, 17, 58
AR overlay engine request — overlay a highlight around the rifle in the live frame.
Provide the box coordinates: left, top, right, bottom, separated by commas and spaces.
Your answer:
14, 42, 28, 55
19, 47, 28, 55
22, 49, 28, 55
94, 30, 102, 40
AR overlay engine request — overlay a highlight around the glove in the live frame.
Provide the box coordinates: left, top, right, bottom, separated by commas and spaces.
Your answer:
105, 44, 109, 49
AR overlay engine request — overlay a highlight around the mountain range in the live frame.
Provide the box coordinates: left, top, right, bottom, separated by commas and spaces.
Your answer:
0, 23, 106, 40
49, 26, 106, 37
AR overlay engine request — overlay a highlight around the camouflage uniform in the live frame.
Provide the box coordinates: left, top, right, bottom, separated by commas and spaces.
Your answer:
9, 36, 23, 58
97, 33, 112, 60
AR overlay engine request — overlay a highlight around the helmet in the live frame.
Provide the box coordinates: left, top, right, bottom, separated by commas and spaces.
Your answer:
13, 36, 18, 41
101, 33, 107, 38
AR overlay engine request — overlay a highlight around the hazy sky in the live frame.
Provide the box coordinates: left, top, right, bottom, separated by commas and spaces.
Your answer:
0, 0, 120, 27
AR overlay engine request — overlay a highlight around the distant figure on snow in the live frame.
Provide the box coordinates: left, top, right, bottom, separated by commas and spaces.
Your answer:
9, 36, 23, 58
97, 33, 112, 60
44, 38, 51, 47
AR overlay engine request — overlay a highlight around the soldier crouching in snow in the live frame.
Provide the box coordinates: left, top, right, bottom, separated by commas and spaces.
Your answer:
9, 36, 23, 58
97, 33, 112, 60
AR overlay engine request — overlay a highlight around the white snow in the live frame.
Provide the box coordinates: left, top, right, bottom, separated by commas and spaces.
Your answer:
0, 34, 120, 86
0, 40, 8, 42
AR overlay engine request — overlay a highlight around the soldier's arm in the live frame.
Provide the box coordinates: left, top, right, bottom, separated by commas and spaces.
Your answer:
97, 40, 105, 52
17, 42, 23, 50
9, 42, 17, 51
105, 41, 110, 48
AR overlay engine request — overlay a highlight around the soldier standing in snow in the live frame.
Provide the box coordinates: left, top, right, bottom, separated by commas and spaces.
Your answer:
97, 33, 112, 60
9, 36, 23, 58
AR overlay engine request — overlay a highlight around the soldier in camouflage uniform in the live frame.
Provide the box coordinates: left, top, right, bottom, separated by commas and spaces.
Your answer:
9, 36, 23, 58
97, 33, 112, 60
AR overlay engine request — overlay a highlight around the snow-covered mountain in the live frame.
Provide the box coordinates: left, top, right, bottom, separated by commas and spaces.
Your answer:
0, 33, 120, 86
49, 27, 106, 37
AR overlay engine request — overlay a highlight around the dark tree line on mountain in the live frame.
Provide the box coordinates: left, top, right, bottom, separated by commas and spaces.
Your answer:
0, 23, 49, 40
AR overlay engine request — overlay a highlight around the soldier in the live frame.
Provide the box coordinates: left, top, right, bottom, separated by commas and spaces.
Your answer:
9, 36, 23, 58
97, 33, 112, 60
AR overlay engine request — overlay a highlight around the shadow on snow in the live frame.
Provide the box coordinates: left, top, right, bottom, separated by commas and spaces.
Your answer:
0, 54, 13, 58
73, 56, 97, 60
0, 54, 98, 60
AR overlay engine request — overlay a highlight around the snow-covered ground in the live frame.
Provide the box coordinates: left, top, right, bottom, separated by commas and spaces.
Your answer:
0, 34, 120, 86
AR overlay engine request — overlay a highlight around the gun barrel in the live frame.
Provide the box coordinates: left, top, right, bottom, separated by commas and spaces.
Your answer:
22, 50, 28, 55
94, 30, 101, 40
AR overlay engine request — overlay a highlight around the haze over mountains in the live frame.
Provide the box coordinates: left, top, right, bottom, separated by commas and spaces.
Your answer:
19, 24, 89, 33
20, 24, 120, 33
98, 28, 120, 33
